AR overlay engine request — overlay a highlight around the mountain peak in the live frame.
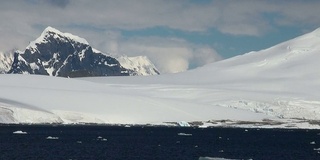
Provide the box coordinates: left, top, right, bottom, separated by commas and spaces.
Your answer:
43, 26, 61, 34
118, 55, 160, 76
27, 26, 89, 50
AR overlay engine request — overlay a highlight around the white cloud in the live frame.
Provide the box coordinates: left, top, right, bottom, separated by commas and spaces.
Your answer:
79, 30, 221, 73
120, 40, 192, 73
114, 37, 221, 73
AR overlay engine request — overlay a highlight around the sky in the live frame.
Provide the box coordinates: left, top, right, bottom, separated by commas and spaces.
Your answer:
1, 0, 320, 73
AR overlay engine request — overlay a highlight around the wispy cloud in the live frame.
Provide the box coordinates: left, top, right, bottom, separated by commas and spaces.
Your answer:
94, 34, 221, 73
120, 37, 221, 73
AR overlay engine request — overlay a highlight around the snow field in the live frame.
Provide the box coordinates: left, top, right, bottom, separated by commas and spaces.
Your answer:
1, 28, 320, 128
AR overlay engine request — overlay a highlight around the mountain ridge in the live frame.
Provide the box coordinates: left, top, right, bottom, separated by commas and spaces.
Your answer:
1, 26, 159, 77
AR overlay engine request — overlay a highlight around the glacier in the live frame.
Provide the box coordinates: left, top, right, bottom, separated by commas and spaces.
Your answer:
1, 28, 320, 128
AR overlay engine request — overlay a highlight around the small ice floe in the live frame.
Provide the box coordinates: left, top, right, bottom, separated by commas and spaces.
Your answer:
310, 141, 316, 145
199, 125, 208, 128
244, 129, 248, 132
219, 137, 222, 139
194, 145, 198, 148
219, 150, 224, 153
77, 141, 82, 144
46, 136, 59, 140
178, 133, 192, 136
13, 130, 27, 134
314, 148, 320, 151
178, 121, 191, 127
97, 136, 107, 141
124, 125, 131, 128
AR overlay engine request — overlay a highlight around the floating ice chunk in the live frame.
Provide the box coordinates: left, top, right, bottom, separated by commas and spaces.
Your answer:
177, 133, 192, 136
178, 121, 190, 127
96, 136, 107, 141
310, 141, 316, 145
46, 136, 59, 140
13, 130, 27, 134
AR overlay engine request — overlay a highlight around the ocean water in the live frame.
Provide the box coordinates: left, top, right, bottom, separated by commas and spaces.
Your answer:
0, 125, 319, 160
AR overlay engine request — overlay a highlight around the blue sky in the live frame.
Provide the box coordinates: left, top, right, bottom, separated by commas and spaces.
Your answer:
1, 0, 320, 73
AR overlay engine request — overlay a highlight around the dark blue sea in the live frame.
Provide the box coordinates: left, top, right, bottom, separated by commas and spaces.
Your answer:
0, 125, 319, 160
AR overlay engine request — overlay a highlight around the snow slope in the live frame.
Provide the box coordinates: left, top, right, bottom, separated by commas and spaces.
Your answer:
1, 28, 320, 128
82, 28, 320, 126
0, 74, 270, 125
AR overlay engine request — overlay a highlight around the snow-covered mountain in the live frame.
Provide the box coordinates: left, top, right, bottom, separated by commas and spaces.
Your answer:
2, 26, 159, 77
0, 52, 13, 73
117, 56, 160, 76
1, 28, 320, 128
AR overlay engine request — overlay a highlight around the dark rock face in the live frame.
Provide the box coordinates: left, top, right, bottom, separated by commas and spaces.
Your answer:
7, 27, 130, 77
8, 52, 35, 74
